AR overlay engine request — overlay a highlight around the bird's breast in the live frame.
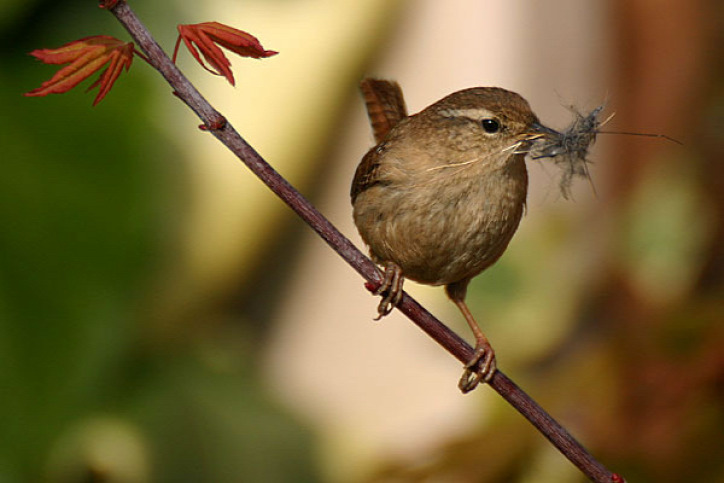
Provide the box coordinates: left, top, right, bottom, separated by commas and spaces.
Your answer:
353, 155, 528, 286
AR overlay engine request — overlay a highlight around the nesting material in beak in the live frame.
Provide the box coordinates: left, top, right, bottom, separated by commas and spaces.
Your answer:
528, 105, 607, 198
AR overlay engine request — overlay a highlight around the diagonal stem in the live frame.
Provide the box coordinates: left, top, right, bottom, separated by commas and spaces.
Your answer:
104, 2, 623, 481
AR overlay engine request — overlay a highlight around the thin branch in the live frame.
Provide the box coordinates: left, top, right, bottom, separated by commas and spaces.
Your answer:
104, 2, 623, 481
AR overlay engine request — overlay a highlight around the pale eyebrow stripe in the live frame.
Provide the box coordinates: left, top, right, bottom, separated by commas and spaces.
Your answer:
438, 108, 492, 119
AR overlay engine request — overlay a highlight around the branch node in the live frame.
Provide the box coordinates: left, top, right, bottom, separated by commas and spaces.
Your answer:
199, 116, 227, 131
364, 280, 380, 293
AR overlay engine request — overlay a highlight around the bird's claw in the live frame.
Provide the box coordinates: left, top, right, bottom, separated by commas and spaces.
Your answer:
458, 342, 497, 393
374, 264, 404, 320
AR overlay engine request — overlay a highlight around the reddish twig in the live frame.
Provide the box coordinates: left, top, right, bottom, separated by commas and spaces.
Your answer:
103, 1, 623, 481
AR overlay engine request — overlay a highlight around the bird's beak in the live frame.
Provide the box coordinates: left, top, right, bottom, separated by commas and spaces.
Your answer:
525, 121, 563, 159
529, 121, 560, 138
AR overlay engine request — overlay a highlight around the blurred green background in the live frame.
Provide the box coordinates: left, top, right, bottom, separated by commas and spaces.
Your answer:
1, 0, 723, 482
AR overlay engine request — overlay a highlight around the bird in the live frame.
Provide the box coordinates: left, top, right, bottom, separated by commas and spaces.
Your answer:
351, 79, 555, 392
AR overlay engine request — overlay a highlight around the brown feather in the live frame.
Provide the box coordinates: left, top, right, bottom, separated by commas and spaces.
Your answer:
360, 78, 408, 143
350, 144, 383, 203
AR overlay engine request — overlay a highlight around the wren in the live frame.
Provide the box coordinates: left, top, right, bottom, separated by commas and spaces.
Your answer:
351, 79, 558, 393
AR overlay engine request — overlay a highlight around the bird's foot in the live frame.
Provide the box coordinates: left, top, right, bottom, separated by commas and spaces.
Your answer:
458, 342, 497, 393
374, 263, 404, 320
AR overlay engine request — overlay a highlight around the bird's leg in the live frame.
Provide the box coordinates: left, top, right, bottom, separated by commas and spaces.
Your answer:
446, 282, 497, 393
374, 262, 404, 320
454, 298, 497, 392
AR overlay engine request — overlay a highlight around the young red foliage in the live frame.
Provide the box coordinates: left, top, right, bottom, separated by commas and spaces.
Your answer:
25, 35, 134, 106
174, 22, 277, 86
98, 0, 120, 8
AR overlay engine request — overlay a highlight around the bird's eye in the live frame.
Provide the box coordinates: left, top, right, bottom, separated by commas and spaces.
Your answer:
481, 118, 500, 134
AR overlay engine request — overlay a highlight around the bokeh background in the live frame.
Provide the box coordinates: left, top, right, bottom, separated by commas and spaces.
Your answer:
1, 0, 722, 482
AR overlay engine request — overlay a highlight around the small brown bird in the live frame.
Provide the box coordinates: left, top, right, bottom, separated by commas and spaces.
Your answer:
351, 79, 557, 392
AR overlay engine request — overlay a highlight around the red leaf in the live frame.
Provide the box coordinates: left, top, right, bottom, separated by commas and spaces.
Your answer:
25, 35, 134, 106
174, 22, 277, 86
98, 0, 120, 8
